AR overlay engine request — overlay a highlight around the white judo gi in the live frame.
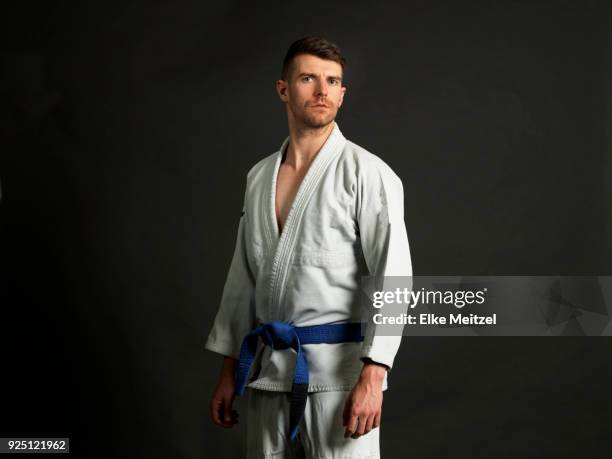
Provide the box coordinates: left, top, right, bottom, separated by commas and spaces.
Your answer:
205, 122, 412, 457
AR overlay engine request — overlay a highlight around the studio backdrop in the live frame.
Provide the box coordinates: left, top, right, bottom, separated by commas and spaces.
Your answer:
1, 1, 611, 458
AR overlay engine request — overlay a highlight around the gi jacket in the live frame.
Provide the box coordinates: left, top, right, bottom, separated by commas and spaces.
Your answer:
205, 123, 413, 392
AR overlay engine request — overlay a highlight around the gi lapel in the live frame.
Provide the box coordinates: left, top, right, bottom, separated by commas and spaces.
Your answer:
266, 123, 347, 319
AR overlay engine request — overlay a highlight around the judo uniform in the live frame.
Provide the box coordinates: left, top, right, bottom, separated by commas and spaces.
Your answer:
205, 122, 412, 457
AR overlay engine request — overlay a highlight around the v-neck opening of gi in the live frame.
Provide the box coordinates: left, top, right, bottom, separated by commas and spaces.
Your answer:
269, 124, 337, 242
273, 147, 312, 239
272, 144, 291, 238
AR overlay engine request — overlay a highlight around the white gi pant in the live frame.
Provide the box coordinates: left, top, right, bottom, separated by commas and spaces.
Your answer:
246, 388, 380, 459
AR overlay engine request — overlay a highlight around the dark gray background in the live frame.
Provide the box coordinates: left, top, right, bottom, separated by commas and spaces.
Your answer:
1, 1, 611, 458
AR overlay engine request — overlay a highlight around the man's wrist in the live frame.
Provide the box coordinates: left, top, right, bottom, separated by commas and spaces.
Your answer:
359, 358, 388, 384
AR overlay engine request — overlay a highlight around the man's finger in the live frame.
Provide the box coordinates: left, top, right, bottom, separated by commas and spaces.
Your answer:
373, 412, 381, 429
223, 397, 233, 423
218, 406, 237, 428
210, 398, 223, 425
364, 414, 374, 434
352, 415, 367, 438
344, 413, 358, 438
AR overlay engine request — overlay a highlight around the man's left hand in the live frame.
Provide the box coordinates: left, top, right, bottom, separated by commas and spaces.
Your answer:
342, 361, 387, 439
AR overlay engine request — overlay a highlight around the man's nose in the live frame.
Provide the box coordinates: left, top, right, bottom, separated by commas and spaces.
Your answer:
314, 79, 328, 96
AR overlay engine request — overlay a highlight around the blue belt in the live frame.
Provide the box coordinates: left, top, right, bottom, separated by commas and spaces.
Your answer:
234, 321, 364, 441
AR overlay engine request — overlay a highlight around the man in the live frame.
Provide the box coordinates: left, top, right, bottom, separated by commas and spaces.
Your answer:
205, 37, 412, 458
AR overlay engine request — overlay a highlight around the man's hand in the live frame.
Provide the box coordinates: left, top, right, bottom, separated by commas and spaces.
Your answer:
210, 356, 240, 428
342, 360, 387, 439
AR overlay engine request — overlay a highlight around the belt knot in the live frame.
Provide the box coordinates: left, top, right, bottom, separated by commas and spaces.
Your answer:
260, 320, 296, 350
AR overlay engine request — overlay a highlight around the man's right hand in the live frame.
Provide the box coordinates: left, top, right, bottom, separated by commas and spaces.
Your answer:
210, 356, 239, 428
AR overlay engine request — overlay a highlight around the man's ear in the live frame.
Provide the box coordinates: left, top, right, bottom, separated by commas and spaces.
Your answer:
276, 79, 288, 102
338, 86, 347, 108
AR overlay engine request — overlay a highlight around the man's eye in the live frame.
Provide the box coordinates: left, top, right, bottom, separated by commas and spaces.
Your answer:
329, 79, 338, 85
302, 76, 312, 82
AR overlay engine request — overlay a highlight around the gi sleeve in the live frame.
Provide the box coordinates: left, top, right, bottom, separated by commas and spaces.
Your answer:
204, 188, 256, 360
357, 160, 413, 371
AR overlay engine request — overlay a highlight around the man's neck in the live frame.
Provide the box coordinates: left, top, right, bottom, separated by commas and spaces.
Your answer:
283, 121, 335, 170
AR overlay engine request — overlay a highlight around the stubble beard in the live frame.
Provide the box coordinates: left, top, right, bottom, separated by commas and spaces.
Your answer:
299, 105, 337, 130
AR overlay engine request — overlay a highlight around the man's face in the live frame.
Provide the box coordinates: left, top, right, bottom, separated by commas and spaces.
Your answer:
277, 54, 346, 129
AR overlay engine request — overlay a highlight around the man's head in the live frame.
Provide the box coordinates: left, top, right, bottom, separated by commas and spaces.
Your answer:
276, 37, 347, 130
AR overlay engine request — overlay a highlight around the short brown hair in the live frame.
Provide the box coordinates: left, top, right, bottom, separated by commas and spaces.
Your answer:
281, 36, 346, 80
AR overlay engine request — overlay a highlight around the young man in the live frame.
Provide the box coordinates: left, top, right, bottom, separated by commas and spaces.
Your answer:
205, 37, 412, 458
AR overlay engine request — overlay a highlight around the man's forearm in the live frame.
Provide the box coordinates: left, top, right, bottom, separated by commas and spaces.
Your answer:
221, 356, 238, 378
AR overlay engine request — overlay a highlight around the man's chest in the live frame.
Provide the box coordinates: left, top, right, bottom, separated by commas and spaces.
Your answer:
275, 164, 308, 234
